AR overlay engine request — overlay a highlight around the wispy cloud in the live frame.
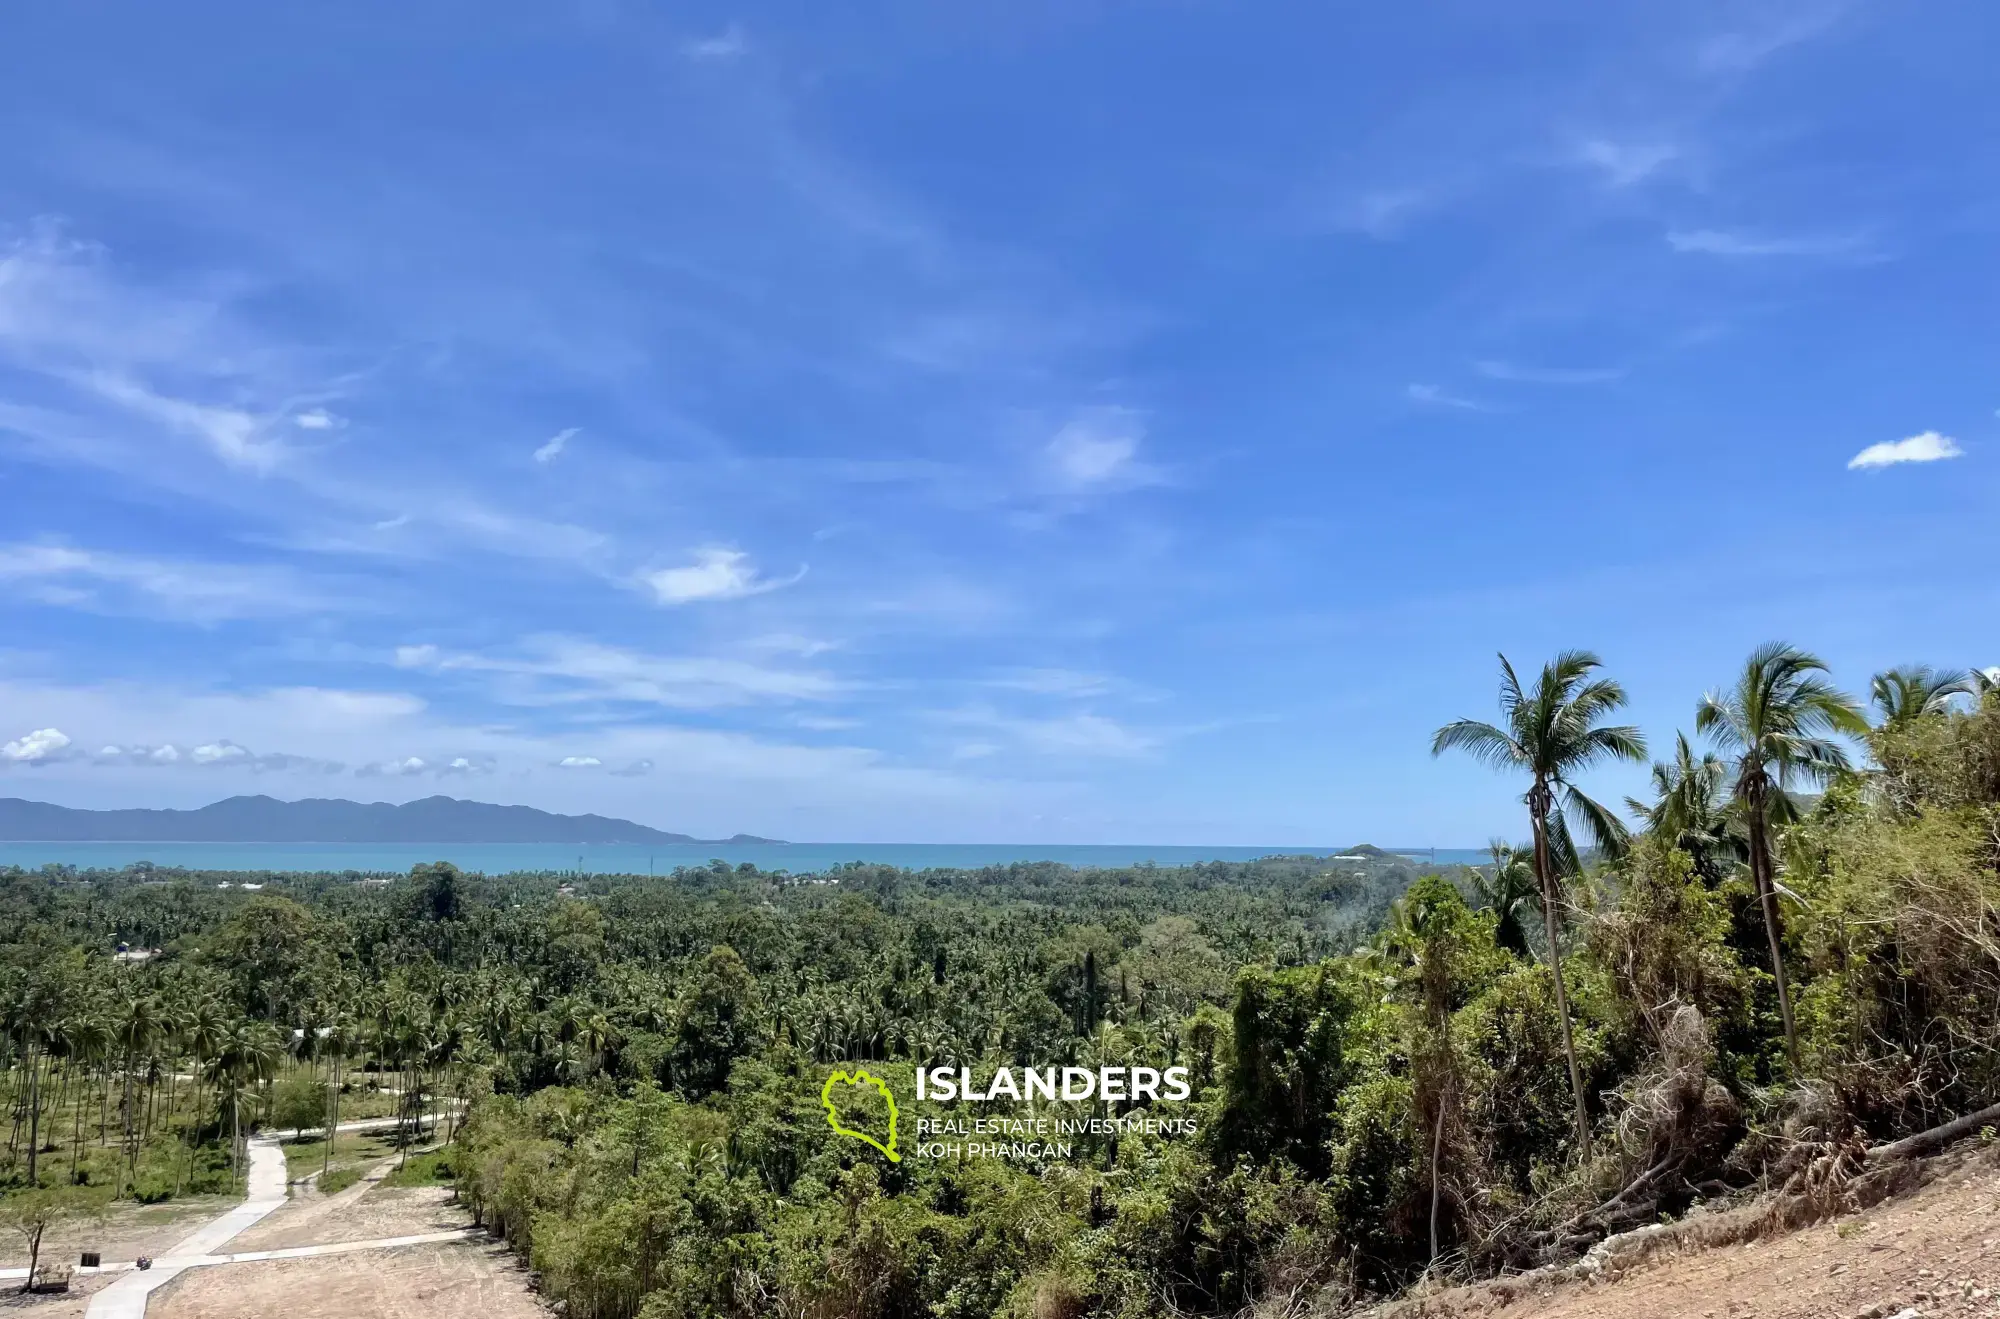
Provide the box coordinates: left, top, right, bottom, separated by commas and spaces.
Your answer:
937, 706, 1159, 759
1330, 187, 1437, 240
1666, 228, 1873, 259
533, 427, 577, 464
1572, 138, 1680, 188
1696, 6, 1845, 75
1406, 383, 1492, 412
1474, 360, 1625, 386
1045, 409, 1161, 493
292, 408, 342, 431
988, 668, 1115, 698
683, 24, 747, 61
0, 542, 326, 621
81, 370, 283, 472
641, 547, 806, 605
1848, 431, 1963, 470
393, 635, 843, 709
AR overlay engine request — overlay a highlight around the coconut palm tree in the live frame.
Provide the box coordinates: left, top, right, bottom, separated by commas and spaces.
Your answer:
1433, 650, 1646, 1151
1870, 665, 1972, 729
1627, 731, 1741, 884
1697, 642, 1866, 1068
1473, 841, 1538, 957
113, 994, 164, 1186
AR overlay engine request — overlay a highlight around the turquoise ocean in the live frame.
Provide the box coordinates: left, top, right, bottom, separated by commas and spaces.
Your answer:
0, 841, 1489, 876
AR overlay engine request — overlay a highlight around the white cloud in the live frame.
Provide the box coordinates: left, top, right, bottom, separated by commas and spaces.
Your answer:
683, 24, 747, 60
1697, 9, 1842, 74
1046, 410, 1159, 493
149, 744, 182, 764
642, 547, 804, 605
1474, 360, 1624, 386
292, 408, 341, 431
0, 675, 988, 833
0, 542, 324, 622
2, 727, 72, 763
190, 741, 250, 765
1330, 187, 1436, 240
557, 755, 603, 768
990, 668, 1114, 698
394, 635, 842, 709
1847, 431, 1964, 470
938, 707, 1158, 759
1573, 138, 1679, 187
83, 370, 281, 472
533, 427, 578, 464
1666, 228, 1870, 259
1406, 383, 1491, 412
359, 756, 428, 777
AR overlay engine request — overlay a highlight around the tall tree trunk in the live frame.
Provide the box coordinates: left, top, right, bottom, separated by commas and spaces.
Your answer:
25, 1041, 42, 1186
1531, 784, 1592, 1154
1746, 785, 1801, 1068
69, 1064, 86, 1183
123, 1051, 137, 1184
1429, 1084, 1447, 1265
324, 1052, 341, 1180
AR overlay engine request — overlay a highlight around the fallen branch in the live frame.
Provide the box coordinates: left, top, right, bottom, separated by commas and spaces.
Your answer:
1864, 1100, 2000, 1164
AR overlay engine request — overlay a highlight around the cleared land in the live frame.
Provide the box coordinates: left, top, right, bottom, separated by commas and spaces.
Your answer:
146, 1240, 541, 1319
1368, 1148, 2000, 1319
0, 1198, 230, 1273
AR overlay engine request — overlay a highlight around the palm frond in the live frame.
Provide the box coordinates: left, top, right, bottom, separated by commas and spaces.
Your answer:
1430, 719, 1523, 769
1562, 784, 1633, 860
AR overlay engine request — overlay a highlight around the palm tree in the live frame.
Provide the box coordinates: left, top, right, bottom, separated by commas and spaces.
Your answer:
1870, 665, 1972, 729
114, 994, 164, 1187
321, 1011, 357, 1179
1627, 732, 1740, 884
1697, 642, 1866, 1068
1433, 650, 1646, 1151
206, 1021, 279, 1183
1473, 841, 1538, 957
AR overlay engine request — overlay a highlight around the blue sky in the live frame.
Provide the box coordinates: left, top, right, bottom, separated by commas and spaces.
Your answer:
0, 1, 1995, 844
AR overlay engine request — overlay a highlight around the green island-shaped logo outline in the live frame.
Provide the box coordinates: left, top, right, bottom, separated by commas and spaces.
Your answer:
821, 1068, 901, 1162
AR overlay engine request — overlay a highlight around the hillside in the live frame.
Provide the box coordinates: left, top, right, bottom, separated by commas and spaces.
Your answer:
1342, 1145, 1999, 1319
0, 793, 783, 844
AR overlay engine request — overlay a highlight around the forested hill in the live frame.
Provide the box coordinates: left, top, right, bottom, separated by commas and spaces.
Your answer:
0, 793, 781, 844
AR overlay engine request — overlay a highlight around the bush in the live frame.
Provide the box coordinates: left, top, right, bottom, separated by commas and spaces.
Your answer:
380, 1148, 456, 1188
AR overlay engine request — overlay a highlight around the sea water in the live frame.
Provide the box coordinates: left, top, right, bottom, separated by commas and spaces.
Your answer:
0, 840, 1489, 876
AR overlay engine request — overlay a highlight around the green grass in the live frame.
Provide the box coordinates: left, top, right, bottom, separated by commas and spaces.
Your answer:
279, 1128, 399, 1180
316, 1166, 363, 1195
378, 1147, 457, 1188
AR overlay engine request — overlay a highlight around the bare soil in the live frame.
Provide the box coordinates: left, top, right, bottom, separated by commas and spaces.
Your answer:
1375, 1148, 2000, 1319
0, 1198, 230, 1269
148, 1241, 543, 1319
0, 1271, 116, 1319
229, 1156, 461, 1252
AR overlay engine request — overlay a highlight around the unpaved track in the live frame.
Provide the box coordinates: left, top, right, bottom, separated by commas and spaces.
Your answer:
1379, 1149, 2000, 1319
148, 1240, 543, 1319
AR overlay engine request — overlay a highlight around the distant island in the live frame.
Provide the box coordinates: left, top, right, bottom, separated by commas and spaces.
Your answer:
0, 794, 784, 845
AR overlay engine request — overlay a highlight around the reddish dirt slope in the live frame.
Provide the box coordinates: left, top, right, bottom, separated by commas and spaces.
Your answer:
1381, 1150, 1999, 1319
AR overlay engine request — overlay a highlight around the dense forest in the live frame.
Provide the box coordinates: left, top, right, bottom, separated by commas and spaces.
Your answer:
4, 644, 1998, 1319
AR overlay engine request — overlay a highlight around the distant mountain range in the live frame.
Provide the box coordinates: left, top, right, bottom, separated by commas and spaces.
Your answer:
0, 795, 784, 845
